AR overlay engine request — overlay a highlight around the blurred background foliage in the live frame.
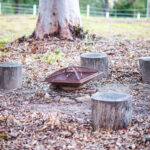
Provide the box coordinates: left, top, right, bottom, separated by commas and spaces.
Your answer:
0, 0, 146, 10
0, 0, 148, 17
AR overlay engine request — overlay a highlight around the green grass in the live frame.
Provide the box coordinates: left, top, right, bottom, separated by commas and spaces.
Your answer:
0, 15, 36, 42
82, 16, 150, 40
0, 15, 150, 43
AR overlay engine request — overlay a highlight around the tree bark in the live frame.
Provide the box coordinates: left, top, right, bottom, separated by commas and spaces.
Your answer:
91, 92, 132, 131
14, 0, 19, 14
139, 57, 150, 83
105, 0, 109, 13
80, 52, 109, 80
34, 0, 81, 39
0, 62, 22, 90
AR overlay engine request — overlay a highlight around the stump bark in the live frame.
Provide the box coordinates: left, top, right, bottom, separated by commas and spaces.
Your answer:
139, 57, 150, 83
80, 52, 109, 80
0, 62, 22, 90
91, 92, 132, 131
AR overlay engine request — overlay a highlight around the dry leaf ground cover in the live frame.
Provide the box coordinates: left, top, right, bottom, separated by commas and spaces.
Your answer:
0, 15, 150, 149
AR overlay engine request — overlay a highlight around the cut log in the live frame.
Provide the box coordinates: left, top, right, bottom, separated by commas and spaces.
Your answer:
139, 57, 150, 83
80, 52, 109, 80
0, 62, 22, 90
91, 92, 132, 131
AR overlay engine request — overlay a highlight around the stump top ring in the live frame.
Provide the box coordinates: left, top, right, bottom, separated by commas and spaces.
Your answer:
81, 52, 107, 59
0, 62, 22, 67
91, 92, 131, 102
139, 57, 150, 61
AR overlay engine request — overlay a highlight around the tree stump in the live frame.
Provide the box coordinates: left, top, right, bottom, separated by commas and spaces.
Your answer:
139, 57, 150, 83
91, 92, 132, 131
80, 52, 109, 80
0, 62, 22, 90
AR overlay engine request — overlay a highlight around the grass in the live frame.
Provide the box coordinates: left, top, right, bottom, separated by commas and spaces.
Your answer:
0, 15, 36, 42
83, 16, 150, 40
0, 15, 150, 43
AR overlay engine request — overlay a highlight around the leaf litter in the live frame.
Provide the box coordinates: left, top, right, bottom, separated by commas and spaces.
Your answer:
0, 36, 150, 149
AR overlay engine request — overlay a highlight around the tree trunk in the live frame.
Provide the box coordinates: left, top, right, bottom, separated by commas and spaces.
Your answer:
105, 0, 109, 13
34, 0, 81, 39
14, 0, 19, 14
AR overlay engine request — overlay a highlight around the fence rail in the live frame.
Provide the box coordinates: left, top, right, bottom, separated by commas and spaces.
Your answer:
0, 2, 149, 19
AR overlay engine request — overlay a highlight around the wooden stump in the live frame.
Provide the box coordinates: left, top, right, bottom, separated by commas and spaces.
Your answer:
80, 52, 109, 80
139, 57, 150, 83
91, 92, 132, 131
0, 62, 22, 90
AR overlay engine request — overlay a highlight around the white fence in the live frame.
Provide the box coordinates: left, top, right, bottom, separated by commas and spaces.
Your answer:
0, 2, 149, 19
0, 3, 38, 15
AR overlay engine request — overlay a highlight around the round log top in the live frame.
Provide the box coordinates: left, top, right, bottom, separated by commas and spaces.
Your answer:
91, 92, 131, 102
81, 52, 107, 59
139, 57, 150, 61
0, 62, 22, 67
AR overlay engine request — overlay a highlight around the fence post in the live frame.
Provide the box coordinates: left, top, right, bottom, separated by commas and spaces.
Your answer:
115, 10, 117, 17
87, 5, 90, 17
146, 0, 149, 17
133, 9, 136, 18
137, 13, 140, 20
106, 12, 109, 19
0, 3, 1, 15
33, 4, 36, 16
